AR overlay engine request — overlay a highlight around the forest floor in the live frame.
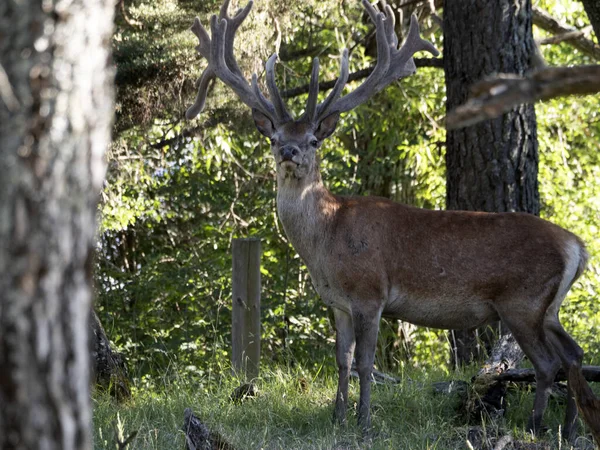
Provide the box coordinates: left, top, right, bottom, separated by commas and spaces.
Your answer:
93, 365, 599, 450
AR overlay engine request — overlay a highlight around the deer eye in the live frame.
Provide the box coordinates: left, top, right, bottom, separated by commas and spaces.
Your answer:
310, 139, 318, 147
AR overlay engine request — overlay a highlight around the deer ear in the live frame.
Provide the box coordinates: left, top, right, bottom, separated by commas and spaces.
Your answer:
315, 112, 340, 141
252, 108, 275, 138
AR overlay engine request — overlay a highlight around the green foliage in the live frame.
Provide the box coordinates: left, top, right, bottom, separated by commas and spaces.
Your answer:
98, 0, 600, 385
100, 0, 450, 379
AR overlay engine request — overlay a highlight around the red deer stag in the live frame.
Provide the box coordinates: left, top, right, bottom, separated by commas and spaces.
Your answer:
185, 0, 589, 439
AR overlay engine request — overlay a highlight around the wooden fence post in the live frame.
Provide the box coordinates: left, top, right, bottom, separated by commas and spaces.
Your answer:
231, 238, 261, 379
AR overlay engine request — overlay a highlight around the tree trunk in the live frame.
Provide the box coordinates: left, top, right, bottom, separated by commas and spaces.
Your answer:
0, 0, 114, 447
443, 0, 539, 368
91, 311, 131, 401
580, 0, 600, 42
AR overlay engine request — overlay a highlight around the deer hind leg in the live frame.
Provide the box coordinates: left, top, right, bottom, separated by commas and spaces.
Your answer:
546, 319, 584, 442
499, 312, 561, 435
332, 307, 355, 425
543, 240, 586, 441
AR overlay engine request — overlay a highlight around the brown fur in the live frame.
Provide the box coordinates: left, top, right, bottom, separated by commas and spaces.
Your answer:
262, 118, 588, 438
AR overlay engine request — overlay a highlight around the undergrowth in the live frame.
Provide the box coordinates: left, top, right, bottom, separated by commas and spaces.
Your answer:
93, 364, 598, 450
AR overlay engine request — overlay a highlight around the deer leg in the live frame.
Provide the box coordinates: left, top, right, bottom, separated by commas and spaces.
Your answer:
500, 314, 560, 435
353, 308, 382, 434
527, 347, 561, 435
546, 320, 584, 442
332, 307, 355, 425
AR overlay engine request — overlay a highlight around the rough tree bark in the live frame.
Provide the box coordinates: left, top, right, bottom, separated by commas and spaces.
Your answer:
0, 0, 114, 448
580, 0, 600, 41
444, 0, 538, 368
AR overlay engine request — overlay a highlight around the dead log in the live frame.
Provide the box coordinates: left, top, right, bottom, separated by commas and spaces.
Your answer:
182, 409, 236, 450
468, 334, 525, 421
493, 366, 600, 383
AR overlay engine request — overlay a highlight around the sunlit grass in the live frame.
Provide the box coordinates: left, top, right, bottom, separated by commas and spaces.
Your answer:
93, 364, 598, 449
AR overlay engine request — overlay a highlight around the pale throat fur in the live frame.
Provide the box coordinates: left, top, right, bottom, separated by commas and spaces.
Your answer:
275, 152, 340, 265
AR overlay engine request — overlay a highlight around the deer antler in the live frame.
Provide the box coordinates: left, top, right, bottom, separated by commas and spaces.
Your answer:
187, 0, 439, 126
185, 0, 291, 124
305, 0, 440, 122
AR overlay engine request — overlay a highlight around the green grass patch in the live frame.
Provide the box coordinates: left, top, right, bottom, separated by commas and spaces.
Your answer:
93, 364, 598, 449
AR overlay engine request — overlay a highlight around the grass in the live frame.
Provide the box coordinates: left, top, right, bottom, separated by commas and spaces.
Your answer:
93, 365, 599, 449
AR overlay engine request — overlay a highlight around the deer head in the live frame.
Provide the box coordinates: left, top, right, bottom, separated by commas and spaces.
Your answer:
186, 0, 439, 186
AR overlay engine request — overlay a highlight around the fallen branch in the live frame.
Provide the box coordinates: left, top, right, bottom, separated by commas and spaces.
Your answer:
445, 65, 600, 129
468, 334, 524, 420
493, 365, 600, 383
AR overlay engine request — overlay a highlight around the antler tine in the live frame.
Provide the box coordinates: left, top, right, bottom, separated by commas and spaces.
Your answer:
219, 0, 231, 19
186, 17, 215, 120
318, 7, 390, 117
222, 0, 253, 77
383, 3, 398, 48
385, 14, 440, 78
251, 73, 277, 117
316, 48, 349, 120
319, 1, 439, 117
265, 54, 293, 123
303, 57, 320, 122
191, 16, 211, 59
361, 0, 379, 25
186, 68, 215, 120
361, 1, 391, 87
210, 16, 261, 109
367, 11, 391, 86
186, 1, 278, 121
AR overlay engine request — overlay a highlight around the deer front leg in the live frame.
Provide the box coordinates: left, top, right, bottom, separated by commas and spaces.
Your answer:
333, 308, 355, 425
353, 307, 382, 434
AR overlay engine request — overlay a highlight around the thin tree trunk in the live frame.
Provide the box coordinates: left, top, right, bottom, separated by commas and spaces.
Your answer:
444, 0, 539, 368
0, 0, 114, 447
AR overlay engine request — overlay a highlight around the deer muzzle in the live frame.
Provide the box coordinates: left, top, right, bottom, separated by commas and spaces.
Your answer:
280, 145, 299, 162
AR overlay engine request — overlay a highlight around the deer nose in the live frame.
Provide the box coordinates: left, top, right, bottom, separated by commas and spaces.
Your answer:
280, 145, 299, 161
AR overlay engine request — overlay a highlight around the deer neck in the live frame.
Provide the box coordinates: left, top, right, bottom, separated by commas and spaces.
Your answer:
276, 164, 338, 260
